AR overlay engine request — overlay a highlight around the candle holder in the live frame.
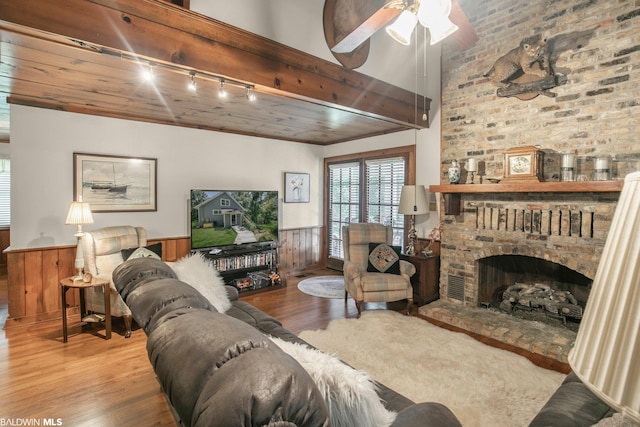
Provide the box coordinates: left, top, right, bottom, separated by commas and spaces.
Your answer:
467, 171, 476, 184
561, 153, 575, 182
593, 155, 610, 181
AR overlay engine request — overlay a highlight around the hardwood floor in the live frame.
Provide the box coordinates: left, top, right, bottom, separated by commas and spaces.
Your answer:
0, 267, 567, 426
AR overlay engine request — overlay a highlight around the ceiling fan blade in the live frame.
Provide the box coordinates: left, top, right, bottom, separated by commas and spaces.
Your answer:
330, 0, 402, 53
450, 0, 478, 49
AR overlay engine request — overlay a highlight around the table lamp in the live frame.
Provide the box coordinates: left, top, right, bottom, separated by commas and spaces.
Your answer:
65, 198, 94, 280
398, 185, 429, 255
466, 158, 478, 184
568, 171, 640, 422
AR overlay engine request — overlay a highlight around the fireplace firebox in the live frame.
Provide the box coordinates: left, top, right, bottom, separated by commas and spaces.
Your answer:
477, 255, 591, 331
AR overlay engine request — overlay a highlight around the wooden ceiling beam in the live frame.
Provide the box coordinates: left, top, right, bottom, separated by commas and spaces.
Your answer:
0, 0, 427, 129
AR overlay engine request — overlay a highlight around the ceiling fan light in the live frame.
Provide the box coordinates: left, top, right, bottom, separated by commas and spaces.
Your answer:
386, 10, 418, 45
427, 17, 458, 44
417, 0, 453, 27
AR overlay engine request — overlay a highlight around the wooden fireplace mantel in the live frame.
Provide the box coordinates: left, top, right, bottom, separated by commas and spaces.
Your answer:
430, 181, 624, 215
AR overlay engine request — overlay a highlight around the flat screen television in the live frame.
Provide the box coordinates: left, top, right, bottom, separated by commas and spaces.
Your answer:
190, 189, 279, 252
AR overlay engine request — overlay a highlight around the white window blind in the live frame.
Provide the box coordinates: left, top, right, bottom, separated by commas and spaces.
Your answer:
366, 157, 405, 246
328, 162, 360, 258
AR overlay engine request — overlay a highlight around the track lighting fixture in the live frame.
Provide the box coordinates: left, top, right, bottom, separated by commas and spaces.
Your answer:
117, 52, 258, 103
246, 87, 256, 102
188, 72, 197, 92
142, 62, 155, 82
219, 80, 227, 98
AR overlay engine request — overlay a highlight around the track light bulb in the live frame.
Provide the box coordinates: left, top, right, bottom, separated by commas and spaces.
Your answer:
142, 63, 155, 82
188, 72, 197, 92
219, 80, 227, 98
246, 87, 256, 102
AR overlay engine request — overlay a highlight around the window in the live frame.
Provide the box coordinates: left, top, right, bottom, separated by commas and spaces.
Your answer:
325, 146, 414, 268
0, 158, 10, 228
365, 158, 405, 246
220, 199, 230, 207
328, 162, 360, 258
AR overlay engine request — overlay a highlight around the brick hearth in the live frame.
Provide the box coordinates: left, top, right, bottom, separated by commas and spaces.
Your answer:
419, 300, 576, 363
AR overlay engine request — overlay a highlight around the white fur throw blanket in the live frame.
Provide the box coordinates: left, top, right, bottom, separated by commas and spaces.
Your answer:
170, 252, 231, 313
270, 336, 396, 427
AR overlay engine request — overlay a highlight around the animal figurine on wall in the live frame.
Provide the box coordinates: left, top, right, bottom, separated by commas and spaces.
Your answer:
485, 35, 551, 85
484, 34, 559, 100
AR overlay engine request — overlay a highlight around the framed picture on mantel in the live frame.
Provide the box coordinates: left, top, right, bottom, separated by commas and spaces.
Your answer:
73, 153, 157, 212
284, 172, 310, 203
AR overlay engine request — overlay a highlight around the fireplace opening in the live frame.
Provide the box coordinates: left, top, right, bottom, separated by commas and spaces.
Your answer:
477, 255, 592, 331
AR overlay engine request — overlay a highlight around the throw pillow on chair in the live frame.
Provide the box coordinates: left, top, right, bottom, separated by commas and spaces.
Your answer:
367, 243, 402, 275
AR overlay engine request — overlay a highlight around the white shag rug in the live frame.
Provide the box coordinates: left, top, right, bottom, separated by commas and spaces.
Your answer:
299, 310, 565, 427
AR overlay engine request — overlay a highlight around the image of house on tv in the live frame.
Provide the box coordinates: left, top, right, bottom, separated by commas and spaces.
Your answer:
194, 191, 244, 228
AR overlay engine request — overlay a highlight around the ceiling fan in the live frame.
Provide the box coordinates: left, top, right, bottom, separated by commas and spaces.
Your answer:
323, 0, 478, 68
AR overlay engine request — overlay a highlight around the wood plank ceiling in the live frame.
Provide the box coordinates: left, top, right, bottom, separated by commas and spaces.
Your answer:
0, 0, 429, 145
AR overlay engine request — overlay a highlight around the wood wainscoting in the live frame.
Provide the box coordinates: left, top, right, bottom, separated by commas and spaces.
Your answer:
5, 226, 323, 327
0, 228, 9, 267
5, 236, 191, 328
278, 226, 325, 276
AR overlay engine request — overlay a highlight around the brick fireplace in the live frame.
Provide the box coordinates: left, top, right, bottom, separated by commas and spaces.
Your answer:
419, 0, 640, 362
419, 188, 621, 362
438, 191, 619, 308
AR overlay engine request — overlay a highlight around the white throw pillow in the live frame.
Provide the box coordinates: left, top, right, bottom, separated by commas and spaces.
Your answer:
270, 337, 396, 427
171, 252, 231, 313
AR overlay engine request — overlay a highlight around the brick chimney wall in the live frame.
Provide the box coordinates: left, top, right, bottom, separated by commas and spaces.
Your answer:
441, 0, 640, 179
435, 0, 640, 306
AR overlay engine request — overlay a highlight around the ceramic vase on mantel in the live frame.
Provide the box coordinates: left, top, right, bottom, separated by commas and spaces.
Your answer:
448, 160, 460, 184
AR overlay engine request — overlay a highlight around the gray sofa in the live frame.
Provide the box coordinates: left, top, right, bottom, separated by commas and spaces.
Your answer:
529, 372, 615, 427
112, 257, 462, 427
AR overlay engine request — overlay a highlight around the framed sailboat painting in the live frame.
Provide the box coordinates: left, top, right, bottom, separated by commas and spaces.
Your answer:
73, 153, 157, 212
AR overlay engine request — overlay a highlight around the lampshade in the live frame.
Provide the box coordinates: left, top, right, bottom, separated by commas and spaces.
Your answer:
568, 171, 640, 422
385, 10, 419, 46
65, 201, 94, 227
398, 185, 429, 215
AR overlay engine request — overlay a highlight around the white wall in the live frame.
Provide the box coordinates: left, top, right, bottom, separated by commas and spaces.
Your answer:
10, 105, 323, 249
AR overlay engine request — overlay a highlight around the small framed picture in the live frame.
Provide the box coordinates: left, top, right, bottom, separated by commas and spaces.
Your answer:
284, 172, 310, 203
73, 153, 157, 212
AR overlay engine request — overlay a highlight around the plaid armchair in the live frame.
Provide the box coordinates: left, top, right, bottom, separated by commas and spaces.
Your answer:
342, 223, 415, 317
81, 225, 147, 338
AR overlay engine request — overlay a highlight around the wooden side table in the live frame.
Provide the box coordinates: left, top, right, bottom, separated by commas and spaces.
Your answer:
60, 276, 111, 343
401, 254, 441, 306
